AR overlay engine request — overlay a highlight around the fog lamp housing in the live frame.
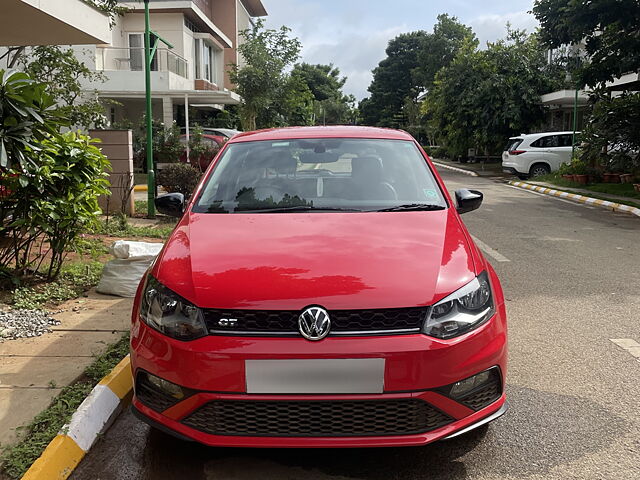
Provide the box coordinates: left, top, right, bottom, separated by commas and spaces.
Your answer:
135, 371, 192, 412
441, 367, 502, 411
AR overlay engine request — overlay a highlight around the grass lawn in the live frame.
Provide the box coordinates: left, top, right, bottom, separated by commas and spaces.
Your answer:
533, 174, 640, 209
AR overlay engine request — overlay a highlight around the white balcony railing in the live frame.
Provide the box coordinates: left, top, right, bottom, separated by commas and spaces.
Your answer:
96, 47, 188, 79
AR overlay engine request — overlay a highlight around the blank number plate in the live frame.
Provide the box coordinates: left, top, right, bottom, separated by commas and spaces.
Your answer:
245, 358, 385, 394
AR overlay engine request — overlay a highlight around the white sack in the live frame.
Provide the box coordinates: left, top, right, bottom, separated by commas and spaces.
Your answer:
110, 240, 163, 260
96, 258, 154, 298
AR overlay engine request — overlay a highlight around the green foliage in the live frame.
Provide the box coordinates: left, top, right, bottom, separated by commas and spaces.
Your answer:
1, 333, 130, 480
11, 261, 104, 309
424, 29, 561, 157
579, 90, 640, 173
70, 236, 110, 259
188, 125, 221, 170
290, 63, 357, 125
20, 46, 110, 130
83, 0, 128, 26
157, 163, 202, 197
532, 0, 640, 87
359, 31, 429, 128
360, 15, 475, 130
229, 19, 302, 130
0, 69, 63, 169
89, 215, 176, 239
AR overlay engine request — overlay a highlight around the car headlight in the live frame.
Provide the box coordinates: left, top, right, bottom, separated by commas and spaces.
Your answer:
140, 276, 207, 341
423, 271, 495, 339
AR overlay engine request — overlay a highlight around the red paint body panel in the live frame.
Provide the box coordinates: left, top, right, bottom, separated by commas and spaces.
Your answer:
130, 126, 508, 447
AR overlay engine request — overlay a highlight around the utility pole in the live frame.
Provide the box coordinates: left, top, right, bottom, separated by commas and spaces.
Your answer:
571, 87, 579, 160
144, 0, 174, 217
144, 0, 155, 217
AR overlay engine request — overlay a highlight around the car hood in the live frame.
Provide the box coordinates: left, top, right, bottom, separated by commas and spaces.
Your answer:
154, 209, 477, 310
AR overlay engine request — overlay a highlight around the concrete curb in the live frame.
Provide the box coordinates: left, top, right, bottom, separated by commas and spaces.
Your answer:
133, 184, 147, 192
509, 181, 640, 218
432, 161, 479, 177
21, 355, 133, 480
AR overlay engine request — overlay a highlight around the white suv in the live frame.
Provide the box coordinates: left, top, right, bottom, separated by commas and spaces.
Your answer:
502, 131, 578, 179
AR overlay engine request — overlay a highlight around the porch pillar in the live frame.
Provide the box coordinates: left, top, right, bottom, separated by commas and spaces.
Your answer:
161, 96, 173, 127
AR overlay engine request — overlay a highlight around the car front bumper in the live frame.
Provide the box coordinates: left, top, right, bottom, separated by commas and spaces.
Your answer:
130, 302, 507, 447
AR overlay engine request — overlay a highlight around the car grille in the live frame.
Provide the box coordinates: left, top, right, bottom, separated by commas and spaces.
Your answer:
458, 372, 502, 411
203, 307, 427, 336
182, 399, 453, 437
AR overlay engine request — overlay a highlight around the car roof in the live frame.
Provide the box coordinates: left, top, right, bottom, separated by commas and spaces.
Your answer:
229, 126, 415, 143
510, 131, 578, 139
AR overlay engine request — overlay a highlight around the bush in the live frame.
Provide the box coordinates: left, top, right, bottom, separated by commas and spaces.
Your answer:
157, 163, 202, 197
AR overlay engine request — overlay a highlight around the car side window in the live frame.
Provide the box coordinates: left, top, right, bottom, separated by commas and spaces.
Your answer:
531, 136, 559, 148
558, 134, 573, 147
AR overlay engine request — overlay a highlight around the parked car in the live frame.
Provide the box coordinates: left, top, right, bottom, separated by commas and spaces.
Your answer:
180, 127, 240, 139
131, 126, 508, 448
178, 133, 224, 170
502, 131, 579, 179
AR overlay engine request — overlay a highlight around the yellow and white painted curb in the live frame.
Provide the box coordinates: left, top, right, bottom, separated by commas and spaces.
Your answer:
509, 181, 640, 218
432, 161, 479, 177
22, 355, 133, 480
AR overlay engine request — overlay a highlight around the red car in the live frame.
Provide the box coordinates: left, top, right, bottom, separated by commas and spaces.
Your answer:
131, 126, 508, 447
178, 133, 225, 170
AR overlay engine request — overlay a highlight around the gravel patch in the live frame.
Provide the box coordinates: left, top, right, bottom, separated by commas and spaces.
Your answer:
0, 309, 61, 341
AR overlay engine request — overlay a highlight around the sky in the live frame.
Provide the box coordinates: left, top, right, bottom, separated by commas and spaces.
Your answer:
263, 0, 539, 101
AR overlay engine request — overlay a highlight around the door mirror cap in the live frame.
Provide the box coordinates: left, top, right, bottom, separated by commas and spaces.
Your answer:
455, 189, 483, 214
155, 193, 185, 218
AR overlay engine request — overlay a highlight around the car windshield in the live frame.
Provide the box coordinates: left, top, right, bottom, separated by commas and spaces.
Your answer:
193, 138, 447, 213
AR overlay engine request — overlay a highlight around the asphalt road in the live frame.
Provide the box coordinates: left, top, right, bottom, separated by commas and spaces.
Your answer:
72, 169, 640, 480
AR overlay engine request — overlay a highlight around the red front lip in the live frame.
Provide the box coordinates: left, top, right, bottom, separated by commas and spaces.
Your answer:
132, 393, 507, 448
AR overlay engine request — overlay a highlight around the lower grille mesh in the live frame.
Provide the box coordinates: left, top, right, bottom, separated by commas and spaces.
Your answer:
182, 399, 453, 437
459, 374, 502, 411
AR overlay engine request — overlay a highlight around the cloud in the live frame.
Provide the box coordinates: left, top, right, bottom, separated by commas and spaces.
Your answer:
469, 10, 539, 47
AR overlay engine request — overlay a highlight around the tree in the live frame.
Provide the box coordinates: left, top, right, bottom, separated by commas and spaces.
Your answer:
425, 30, 562, 157
229, 19, 302, 130
360, 15, 474, 128
0, 69, 63, 169
291, 63, 356, 124
532, 0, 640, 87
84, 0, 128, 26
359, 31, 428, 127
19, 46, 109, 130
414, 14, 477, 90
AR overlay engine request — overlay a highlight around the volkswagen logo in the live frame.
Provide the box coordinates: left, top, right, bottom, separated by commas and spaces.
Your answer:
298, 306, 331, 341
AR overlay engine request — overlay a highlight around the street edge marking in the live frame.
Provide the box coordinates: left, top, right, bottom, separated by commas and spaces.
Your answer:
21, 355, 133, 480
432, 161, 479, 177
508, 181, 640, 218
610, 339, 640, 362
470, 235, 510, 263
133, 184, 147, 192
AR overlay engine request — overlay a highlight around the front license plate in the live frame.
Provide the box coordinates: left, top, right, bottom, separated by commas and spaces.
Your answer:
245, 358, 385, 394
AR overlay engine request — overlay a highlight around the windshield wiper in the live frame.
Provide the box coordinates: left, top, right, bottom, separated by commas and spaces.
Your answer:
235, 206, 363, 213
374, 203, 446, 212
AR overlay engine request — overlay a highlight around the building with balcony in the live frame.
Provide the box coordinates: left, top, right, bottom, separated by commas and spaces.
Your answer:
77, 0, 267, 127
1, 0, 111, 47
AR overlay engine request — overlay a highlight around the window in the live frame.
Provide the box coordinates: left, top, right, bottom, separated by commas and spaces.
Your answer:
193, 138, 447, 214
531, 136, 560, 148
194, 38, 218, 84
129, 33, 157, 71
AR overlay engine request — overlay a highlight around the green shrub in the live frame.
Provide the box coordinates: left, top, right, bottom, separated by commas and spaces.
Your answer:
157, 163, 202, 197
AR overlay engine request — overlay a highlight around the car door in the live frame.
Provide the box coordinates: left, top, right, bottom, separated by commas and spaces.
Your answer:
552, 134, 575, 169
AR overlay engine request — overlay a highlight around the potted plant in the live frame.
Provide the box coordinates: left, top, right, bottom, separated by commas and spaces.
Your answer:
570, 159, 589, 185
619, 173, 633, 183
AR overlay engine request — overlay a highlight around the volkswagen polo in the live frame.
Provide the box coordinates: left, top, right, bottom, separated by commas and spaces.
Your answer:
130, 126, 508, 447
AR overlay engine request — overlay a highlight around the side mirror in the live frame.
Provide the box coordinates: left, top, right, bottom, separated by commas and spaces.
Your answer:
155, 193, 185, 217
455, 189, 483, 214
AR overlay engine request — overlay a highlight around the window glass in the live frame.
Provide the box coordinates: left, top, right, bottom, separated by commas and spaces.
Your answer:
531, 136, 560, 148
504, 139, 523, 151
193, 139, 447, 213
